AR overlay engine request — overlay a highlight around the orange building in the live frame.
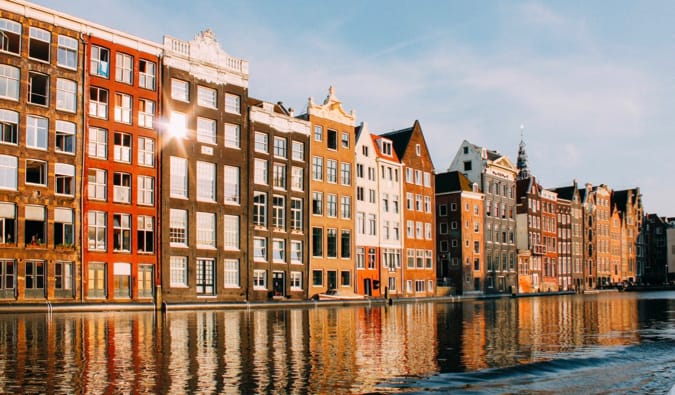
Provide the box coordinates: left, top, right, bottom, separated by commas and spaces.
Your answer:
381, 121, 436, 297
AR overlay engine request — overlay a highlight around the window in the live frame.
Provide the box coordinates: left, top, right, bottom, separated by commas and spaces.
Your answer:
0, 65, 19, 100
169, 111, 186, 138
88, 211, 106, 251
253, 237, 267, 261
341, 196, 351, 219
327, 160, 337, 183
312, 228, 323, 257
440, 222, 448, 234
169, 209, 188, 247
406, 193, 413, 210
87, 262, 106, 298
273, 163, 286, 189
113, 172, 131, 203
24, 205, 45, 246
254, 159, 268, 185
223, 215, 239, 250
439, 204, 447, 216
415, 170, 422, 185
89, 127, 107, 159
198, 85, 217, 108
312, 156, 323, 181
356, 247, 365, 269
224, 123, 240, 148
327, 228, 337, 258
255, 132, 268, 153
312, 192, 323, 215
292, 141, 304, 161
137, 215, 154, 253
90, 45, 111, 77
54, 261, 73, 294
196, 258, 215, 295
272, 196, 285, 230
253, 192, 267, 227
89, 87, 108, 118
88, 169, 106, 200
53, 120, 76, 154
29, 27, 50, 62
224, 165, 240, 204
169, 256, 188, 287
115, 53, 133, 84
224, 259, 240, 288
327, 129, 337, 150
424, 196, 431, 213
327, 194, 337, 217
26, 115, 48, 150
25, 159, 47, 186
340, 271, 351, 287
196, 212, 216, 248
314, 125, 323, 141
138, 264, 153, 299
291, 240, 302, 263
341, 230, 351, 258
0, 19, 21, 55
407, 220, 414, 238
113, 132, 132, 163
225, 93, 240, 114
368, 215, 377, 236
415, 194, 422, 211
53, 208, 73, 246
170, 156, 188, 198
424, 172, 431, 187
0, 203, 15, 244
341, 163, 351, 185
196, 117, 217, 145
138, 99, 155, 129
113, 214, 131, 252
137, 175, 154, 206
28, 72, 49, 106
273, 239, 286, 262
196, 161, 216, 202
416, 222, 423, 239
171, 78, 189, 102
137, 137, 154, 167
290, 272, 303, 290
312, 270, 323, 286
393, 195, 400, 213
139, 59, 156, 90
253, 270, 267, 289
0, 110, 17, 145
356, 187, 364, 201
114, 93, 132, 124
381, 141, 392, 156
274, 137, 287, 158
291, 166, 304, 191
406, 168, 414, 183
341, 132, 349, 148
55, 163, 75, 195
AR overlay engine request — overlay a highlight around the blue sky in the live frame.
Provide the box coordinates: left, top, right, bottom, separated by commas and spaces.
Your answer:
34, 0, 675, 215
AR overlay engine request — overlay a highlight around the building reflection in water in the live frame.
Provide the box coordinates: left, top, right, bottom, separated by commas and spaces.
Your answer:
0, 294, 648, 393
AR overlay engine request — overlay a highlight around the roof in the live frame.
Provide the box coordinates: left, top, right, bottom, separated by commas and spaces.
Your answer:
370, 134, 400, 163
435, 171, 475, 194
380, 125, 413, 160
552, 185, 576, 200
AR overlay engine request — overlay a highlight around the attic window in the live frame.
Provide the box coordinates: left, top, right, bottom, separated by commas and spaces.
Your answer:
362, 145, 368, 157
463, 146, 469, 154
341, 132, 349, 148
382, 141, 392, 156
416, 144, 421, 156
463, 161, 472, 171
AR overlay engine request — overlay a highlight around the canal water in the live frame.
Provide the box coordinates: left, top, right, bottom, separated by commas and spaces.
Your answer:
0, 292, 673, 394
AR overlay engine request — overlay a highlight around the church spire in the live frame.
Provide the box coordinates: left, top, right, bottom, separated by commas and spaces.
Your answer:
517, 124, 531, 180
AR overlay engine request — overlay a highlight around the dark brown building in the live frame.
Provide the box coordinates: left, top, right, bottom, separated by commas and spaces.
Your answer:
160, 30, 249, 304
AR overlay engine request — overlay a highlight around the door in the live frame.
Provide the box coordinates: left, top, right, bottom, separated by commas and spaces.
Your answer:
272, 271, 285, 297
327, 270, 337, 290
364, 278, 372, 296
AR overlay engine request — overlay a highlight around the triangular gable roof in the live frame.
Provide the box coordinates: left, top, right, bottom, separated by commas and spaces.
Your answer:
304, 86, 355, 126
492, 155, 517, 172
435, 171, 474, 194
371, 134, 400, 163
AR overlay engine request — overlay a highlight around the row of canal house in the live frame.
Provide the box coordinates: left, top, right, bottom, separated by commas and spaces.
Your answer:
435, 135, 643, 295
0, 0, 437, 306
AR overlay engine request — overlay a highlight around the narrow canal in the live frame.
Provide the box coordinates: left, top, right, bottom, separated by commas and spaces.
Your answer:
0, 291, 673, 394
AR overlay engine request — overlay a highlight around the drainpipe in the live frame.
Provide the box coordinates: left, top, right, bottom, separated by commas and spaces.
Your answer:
155, 52, 163, 311
79, 32, 88, 303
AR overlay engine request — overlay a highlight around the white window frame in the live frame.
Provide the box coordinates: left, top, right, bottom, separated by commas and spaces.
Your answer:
114, 93, 132, 124
196, 161, 216, 202
224, 259, 240, 288
171, 78, 189, 102
225, 93, 240, 114
170, 256, 188, 287
223, 165, 240, 204
89, 127, 107, 159
196, 212, 216, 249
197, 117, 217, 145
170, 156, 188, 198
115, 52, 133, 84
223, 215, 239, 250
137, 175, 154, 206
197, 85, 217, 108
224, 123, 240, 149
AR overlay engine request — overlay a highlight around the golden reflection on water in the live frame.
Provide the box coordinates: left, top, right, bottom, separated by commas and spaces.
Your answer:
0, 294, 647, 394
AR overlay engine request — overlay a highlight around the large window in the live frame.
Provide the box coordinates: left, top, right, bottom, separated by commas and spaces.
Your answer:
341, 196, 351, 219
169, 209, 187, 247
224, 259, 240, 288
26, 115, 48, 149
56, 79, 77, 113
88, 169, 106, 201
225, 93, 240, 114
272, 239, 286, 262
113, 214, 131, 252
0, 109, 18, 145
0, 203, 15, 244
255, 132, 268, 153
113, 172, 131, 203
0, 19, 21, 55
224, 165, 240, 204
139, 59, 156, 90
224, 123, 240, 149
341, 163, 351, 186
171, 78, 189, 102
29, 27, 50, 62
197, 117, 216, 144
137, 215, 154, 253
254, 159, 267, 185
89, 127, 107, 159
138, 137, 154, 167
137, 175, 154, 206
138, 99, 155, 128
113, 262, 131, 298
54, 261, 73, 295
196, 258, 215, 295
272, 196, 285, 230
196, 161, 216, 202
115, 53, 133, 84
138, 265, 153, 299
290, 240, 302, 264
114, 132, 132, 163
196, 212, 216, 248
55, 163, 75, 195
223, 215, 239, 250
292, 141, 304, 161
253, 192, 267, 227
326, 160, 337, 183
312, 228, 323, 257
24, 205, 45, 246
0, 65, 19, 101
274, 137, 287, 158
88, 262, 106, 298
89, 87, 108, 118
198, 85, 217, 108
341, 230, 351, 258
291, 199, 303, 231
25, 159, 47, 186
312, 156, 323, 181
25, 260, 45, 296
253, 237, 267, 261
57, 35, 78, 69
90, 45, 110, 77
0, 259, 14, 297
291, 167, 304, 191
327, 228, 337, 258
327, 194, 337, 218
88, 211, 106, 251
290, 272, 302, 291
312, 192, 323, 215
170, 156, 188, 198
272, 163, 286, 190
170, 256, 188, 287
55, 120, 75, 154
114, 93, 132, 124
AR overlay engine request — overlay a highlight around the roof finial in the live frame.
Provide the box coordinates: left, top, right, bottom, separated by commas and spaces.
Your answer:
520, 123, 525, 140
